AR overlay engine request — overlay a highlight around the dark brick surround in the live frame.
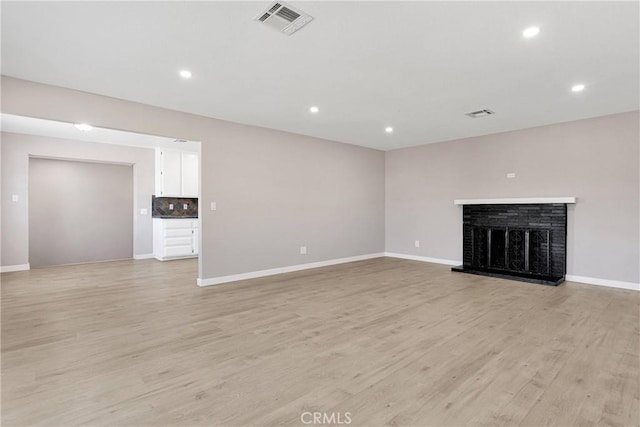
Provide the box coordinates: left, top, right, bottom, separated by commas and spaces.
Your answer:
452, 204, 567, 285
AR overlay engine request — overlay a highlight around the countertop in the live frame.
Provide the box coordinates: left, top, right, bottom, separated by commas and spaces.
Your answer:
153, 216, 198, 219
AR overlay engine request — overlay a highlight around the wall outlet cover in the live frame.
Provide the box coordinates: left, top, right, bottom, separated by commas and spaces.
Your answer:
507, 172, 516, 179
169, 204, 174, 210
415, 240, 420, 248
300, 246, 307, 255
140, 208, 148, 215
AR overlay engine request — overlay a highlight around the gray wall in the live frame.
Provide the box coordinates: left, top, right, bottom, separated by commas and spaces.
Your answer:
3, 77, 636, 285
1, 131, 154, 267
386, 111, 640, 284
29, 158, 133, 267
1, 77, 386, 280
201, 125, 384, 277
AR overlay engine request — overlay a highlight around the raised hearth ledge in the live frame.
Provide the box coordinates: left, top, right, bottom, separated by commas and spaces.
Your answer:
454, 197, 576, 205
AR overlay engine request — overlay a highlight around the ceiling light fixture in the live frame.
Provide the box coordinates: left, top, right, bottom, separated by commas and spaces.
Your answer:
571, 84, 585, 92
465, 109, 495, 118
522, 26, 540, 38
179, 70, 192, 79
309, 106, 319, 113
74, 123, 93, 132
385, 127, 394, 133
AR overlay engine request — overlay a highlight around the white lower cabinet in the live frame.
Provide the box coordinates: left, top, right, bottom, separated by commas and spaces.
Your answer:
153, 218, 199, 261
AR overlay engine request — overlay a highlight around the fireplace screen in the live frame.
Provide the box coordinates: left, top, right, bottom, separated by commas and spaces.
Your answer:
470, 227, 550, 275
456, 204, 566, 285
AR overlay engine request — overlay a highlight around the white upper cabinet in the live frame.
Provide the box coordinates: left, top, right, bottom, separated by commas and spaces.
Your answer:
160, 149, 182, 196
155, 148, 199, 197
181, 152, 199, 197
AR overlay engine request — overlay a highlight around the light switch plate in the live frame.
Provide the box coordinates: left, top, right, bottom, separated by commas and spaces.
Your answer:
140, 208, 148, 215
12, 195, 19, 202
210, 202, 217, 211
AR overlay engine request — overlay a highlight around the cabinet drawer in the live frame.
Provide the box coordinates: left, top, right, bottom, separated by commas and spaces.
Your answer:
164, 228, 193, 238
163, 220, 193, 230
164, 245, 194, 257
164, 236, 193, 247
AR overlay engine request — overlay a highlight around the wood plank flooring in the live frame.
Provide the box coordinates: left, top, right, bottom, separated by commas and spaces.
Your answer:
1, 257, 638, 426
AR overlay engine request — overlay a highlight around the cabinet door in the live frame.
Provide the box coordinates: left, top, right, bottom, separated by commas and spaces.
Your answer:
192, 225, 199, 255
181, 152, 198, 197
161, 150, 182, 196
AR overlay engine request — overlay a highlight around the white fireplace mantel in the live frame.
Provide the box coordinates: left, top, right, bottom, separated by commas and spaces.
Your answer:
454, 197, 577, 205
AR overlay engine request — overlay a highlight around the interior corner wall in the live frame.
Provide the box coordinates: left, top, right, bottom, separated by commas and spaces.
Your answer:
385, 111, 640, 285
0, 132, 154, 267
1, 77, 385, 280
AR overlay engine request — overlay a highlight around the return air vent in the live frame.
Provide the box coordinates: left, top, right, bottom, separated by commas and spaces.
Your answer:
254, 2, 313, 36
465, 109, 495, 118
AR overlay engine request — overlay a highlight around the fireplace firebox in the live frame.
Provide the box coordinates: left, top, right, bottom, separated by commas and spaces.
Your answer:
452, 203, 567, 285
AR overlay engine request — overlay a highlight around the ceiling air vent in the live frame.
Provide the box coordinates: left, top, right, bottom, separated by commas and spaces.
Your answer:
254, 2, 313, 36
465, 109, 495, 118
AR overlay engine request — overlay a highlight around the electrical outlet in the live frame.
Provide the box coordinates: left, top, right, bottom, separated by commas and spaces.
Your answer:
300, 246, 307, 255
169, 204, 174, 210
140, 208, 148, 215
415, 240, 420, 248
183, 204, 188, 210
507, 172, 516, 179
210, 202, 217, 211
12, 195, 19, 202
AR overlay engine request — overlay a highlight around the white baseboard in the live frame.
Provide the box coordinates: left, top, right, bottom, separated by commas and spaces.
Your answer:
385, 253, 639, 291
384, 252, 461, 266
565, 275, 639, 291
0, 263, 30, 273
133, 254, 154, 260
197, 253, 385, 287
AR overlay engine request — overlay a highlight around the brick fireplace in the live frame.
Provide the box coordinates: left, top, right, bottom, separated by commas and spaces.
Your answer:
452, 198, 575, 286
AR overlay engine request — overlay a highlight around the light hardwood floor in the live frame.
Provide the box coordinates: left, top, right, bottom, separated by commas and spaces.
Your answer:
1, 257, 638, 426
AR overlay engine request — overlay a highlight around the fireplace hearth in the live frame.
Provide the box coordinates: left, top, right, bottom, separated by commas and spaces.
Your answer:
452, 203, 568, 285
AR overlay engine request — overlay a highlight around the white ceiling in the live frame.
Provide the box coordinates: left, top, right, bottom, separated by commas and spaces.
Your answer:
1, 114, 200, 152
2, 1, 638, 151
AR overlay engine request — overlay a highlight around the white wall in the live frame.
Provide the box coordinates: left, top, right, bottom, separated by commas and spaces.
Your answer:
1, 132, 154, 268
386, 111, 640, 286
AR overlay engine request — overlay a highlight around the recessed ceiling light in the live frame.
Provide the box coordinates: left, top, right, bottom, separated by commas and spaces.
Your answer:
179, 70, 192, 79
309, 106, 319, 113
385, 126, 394, 133
571, 84, 585, 92
522, 26, 540, 38
74, 123, 93, 132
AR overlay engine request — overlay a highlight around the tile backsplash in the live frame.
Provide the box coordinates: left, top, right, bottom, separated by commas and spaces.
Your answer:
152, 196, 198, 218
